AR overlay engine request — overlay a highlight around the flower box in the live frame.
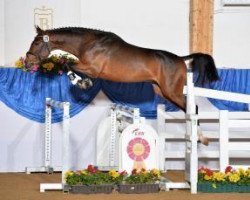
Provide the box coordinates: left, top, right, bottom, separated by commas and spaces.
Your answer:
70, 184, 113, 194
198, 182, 250, 193
117, 183, 159, 194
198, 166, 250, 193
65, 165, 161, 194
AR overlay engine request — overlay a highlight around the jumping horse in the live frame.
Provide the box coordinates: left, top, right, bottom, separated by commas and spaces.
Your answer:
25, 26, 220, 145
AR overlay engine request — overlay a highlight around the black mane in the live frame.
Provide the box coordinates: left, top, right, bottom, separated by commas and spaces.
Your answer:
47, 27, 102, 34
46, 27, 121, 40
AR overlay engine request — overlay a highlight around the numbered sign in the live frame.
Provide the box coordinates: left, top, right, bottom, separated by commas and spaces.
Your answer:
119, 124, 159, 172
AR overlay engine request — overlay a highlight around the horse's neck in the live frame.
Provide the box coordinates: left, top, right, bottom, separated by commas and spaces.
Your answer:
51, 34, 84, 58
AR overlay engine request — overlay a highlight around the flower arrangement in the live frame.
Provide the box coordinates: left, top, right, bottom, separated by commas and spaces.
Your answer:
65, 165, 161, 186
121, 168, 161, 184
15, 54, 78, 75
198, 166, 250, 188
65, 165, 114, 186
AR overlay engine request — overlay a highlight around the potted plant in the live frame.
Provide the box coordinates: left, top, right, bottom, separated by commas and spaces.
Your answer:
198, 166, 250, 193
65, 165, 115, 194
117, 168, 161, 194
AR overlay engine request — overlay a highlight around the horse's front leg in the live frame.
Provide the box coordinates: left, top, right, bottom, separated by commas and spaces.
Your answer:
65, 65, 93, 89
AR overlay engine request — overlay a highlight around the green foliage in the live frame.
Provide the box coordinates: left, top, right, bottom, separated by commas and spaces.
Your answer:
65, 166, 161, 186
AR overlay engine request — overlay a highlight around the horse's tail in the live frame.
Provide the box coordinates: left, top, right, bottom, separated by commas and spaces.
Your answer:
182, 53, 220, 86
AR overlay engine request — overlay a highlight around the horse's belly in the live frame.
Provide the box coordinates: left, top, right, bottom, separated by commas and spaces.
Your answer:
101, 70, 151, 82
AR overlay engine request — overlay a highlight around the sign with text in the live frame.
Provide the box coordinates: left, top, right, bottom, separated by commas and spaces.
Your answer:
120, 124, 159, 173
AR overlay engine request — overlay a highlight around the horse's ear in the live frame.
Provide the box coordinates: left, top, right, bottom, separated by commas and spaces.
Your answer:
35, 25, 44, 35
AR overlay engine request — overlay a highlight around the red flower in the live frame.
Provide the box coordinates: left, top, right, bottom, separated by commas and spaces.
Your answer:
141, 168, 146, 173
131, 168, 137, 175
204, 168, 213, 177
87, 164, 97, 173
198, 166, 205, 173
225, 166, 233, 174
119, 170, 127, 176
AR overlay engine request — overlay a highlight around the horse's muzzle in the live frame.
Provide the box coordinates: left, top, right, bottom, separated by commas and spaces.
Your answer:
25, 52, 39, 64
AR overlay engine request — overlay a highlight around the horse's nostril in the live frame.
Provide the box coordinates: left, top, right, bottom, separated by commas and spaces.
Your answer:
25, 53, 38, 64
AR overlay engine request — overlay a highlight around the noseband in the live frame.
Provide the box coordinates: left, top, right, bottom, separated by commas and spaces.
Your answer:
26, 35, 51, 62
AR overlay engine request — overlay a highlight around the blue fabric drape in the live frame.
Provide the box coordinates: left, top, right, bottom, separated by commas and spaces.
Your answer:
208, 69, 250, 111
0, 67, 250, 123
0, 68, 101, 122
101, 80, 178, 118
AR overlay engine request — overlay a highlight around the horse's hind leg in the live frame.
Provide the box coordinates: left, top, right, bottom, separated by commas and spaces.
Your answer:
156, 73, 209, 145
196, 106, 209, 145
153, 83, 186, 111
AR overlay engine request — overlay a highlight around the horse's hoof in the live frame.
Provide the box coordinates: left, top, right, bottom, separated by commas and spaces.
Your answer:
85, 78, 93, 88
77, 80, 87, 89
198, 135, 209, 146
77, 79, 93, 89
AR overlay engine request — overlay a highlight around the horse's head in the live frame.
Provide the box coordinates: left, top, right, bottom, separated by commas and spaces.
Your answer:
25, 26, 51, 64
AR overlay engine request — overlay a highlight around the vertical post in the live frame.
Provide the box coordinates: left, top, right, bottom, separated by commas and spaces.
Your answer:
157, 104, 167, 171
133, 108, 140, 124
109, 108, 117, 167
186, 72, 196, 115
219, 110, 229, 172
190, 0, 214, 55
45, 98, 52, 171
62, 102, 70, 189
187, 114, 198, 194
185, 72, 198, 194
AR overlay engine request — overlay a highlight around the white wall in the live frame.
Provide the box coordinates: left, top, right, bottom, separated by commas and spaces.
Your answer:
2, 0, 250, 68
3, 0, 81, 66
2, 0, 190, 65
81, 0, 189, 55
0, 1, 191, 172
214, 0, 250, 68
0, 0, 4, 65
0, 92, 110, 172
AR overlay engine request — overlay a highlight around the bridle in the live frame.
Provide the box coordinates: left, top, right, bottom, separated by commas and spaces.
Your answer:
26, 35, 51, 62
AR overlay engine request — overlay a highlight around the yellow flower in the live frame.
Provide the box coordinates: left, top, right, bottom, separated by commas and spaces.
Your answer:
15, 60, 24, 68
80, 170, 87, 175
212, 172, 225, 182
65, 170, 74, 178
228, 173, 240, 183
42, 62, 54, 71
151, 168, 161, 178
50, 55, 59, 62
246, 168, 250, 176
108, 169, 119, 178
204, 175, 212, 181
237, 168, 247, 176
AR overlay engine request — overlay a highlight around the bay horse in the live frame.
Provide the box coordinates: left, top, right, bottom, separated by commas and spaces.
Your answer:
25, 26, 220, 144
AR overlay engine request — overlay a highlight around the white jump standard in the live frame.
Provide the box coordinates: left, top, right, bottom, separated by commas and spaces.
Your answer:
159, 72, 250, 194
96, 104, 143, 170
25, 98, 63, 174
39, 98, 70, 192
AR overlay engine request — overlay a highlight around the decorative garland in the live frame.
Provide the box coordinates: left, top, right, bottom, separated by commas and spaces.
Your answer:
15, 54, 78, 75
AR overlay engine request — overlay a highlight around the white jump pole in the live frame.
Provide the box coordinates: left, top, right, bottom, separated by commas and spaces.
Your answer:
40, 98, 70, 192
